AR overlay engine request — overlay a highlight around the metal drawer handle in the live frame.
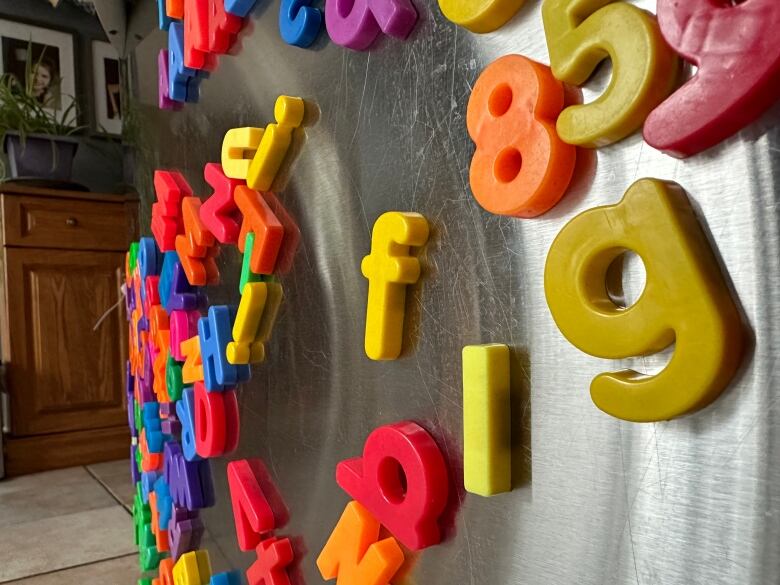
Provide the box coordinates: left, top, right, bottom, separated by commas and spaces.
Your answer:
65, 217, 78, 227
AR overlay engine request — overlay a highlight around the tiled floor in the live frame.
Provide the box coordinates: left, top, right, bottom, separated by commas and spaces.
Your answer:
0, 460, 235, 583
0, 461, 137, 583
86, 460, 135, 512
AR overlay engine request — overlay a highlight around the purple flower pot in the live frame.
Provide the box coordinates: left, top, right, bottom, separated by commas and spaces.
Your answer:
3, 132, 78, 181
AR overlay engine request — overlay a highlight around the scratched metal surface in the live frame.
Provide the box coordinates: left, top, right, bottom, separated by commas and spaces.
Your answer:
129, 0, 780, 583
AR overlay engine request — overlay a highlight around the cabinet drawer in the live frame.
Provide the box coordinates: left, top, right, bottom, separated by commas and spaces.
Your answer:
2, 195, 129, 251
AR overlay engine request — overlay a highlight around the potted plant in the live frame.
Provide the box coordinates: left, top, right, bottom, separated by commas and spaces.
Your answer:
0, 43, 83, 181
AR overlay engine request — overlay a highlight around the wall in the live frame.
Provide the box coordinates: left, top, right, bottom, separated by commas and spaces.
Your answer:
0, 0, 125, 193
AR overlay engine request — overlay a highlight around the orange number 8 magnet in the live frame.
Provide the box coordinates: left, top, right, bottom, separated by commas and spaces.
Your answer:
466, 55, 576, 218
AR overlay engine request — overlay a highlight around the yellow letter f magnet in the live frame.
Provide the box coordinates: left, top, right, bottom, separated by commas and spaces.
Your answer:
361, 212, 429, 361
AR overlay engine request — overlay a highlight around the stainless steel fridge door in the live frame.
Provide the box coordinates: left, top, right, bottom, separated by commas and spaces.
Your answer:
0, 364, 6, 479
129, 1, 780, 582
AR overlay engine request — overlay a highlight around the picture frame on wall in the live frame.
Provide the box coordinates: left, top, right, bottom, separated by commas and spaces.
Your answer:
91, 40, 121, 135
0, 19, 77, 124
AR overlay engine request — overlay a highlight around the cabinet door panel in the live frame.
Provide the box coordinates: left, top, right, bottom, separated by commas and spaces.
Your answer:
5, 248, 127, 436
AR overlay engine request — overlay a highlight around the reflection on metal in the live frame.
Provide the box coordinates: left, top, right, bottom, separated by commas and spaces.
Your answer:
1, 364, 8, 478
129, 0, 780, 582
125, 0, 157, 55
0, 364, 9, 434
91, 0, 126, 55
92, 0, 156, 56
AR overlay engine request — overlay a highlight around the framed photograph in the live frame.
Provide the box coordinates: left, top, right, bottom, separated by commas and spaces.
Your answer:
91, 40, 121, 135
0, 19, 76, 123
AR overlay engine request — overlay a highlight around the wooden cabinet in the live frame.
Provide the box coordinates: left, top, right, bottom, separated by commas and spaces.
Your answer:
0, 184, 138, 476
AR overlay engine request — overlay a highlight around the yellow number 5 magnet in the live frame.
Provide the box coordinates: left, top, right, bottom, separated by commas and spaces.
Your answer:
542, 0, 678, 147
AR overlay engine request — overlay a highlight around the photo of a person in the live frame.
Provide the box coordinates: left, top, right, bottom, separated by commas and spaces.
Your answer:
103, 56, 120, 120
0, 20, 76, 121
92, 40, 121, 134
2, 38, 61, 108
32, 57, 55, 102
